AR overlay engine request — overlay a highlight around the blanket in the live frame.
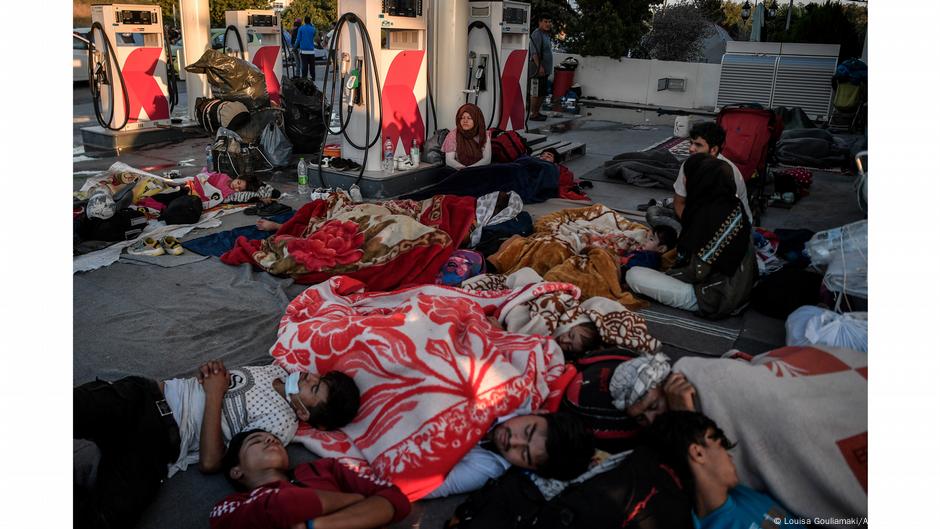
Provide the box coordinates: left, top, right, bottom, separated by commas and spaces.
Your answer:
403, 156, 560, 204
488, 204, 651, 308
221, 192, 476, 290
675, 346, 867, 524
463, 267, 660, 354
602, 149, 682, 189
270, 276, 569, 500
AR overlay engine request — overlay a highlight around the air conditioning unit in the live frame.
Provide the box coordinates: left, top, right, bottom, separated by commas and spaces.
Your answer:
717, 42, 840, 121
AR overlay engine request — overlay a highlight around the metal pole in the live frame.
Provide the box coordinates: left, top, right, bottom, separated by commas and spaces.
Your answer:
785, 0, 793, 31
179, 0, 212, 121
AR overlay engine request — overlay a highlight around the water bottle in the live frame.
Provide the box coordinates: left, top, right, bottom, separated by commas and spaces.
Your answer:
297, 157, 309, 196
205, 144, 214, 172
383, 137, 394, 173
410, 139, 420, 166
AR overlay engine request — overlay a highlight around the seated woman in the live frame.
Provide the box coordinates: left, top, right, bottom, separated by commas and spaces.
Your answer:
624, 154, 757, 319
442, 103, 492, 169
403, 103, 559, 204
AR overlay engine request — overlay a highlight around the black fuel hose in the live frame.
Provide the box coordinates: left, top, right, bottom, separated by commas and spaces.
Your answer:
88, 21, 130, 131
468, 20, 503, 129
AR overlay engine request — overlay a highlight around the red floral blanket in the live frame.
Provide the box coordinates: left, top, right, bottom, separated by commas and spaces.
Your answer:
271, 276, 570, 500
221, 193, 476, 290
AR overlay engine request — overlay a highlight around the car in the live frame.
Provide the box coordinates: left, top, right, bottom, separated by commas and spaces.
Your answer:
213, 27, 328, 60
73, 28, 91, 83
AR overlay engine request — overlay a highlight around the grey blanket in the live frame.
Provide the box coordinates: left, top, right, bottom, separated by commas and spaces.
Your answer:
602, 148, 681, 189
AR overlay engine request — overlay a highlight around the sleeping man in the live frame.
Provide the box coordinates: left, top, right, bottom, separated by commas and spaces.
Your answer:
425, 410, 595, 498
73, 360, 360, 529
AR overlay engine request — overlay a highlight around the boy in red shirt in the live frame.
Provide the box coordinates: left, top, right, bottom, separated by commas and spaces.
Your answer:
210, 429, 411, 529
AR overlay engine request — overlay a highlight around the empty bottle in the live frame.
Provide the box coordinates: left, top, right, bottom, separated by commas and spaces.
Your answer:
205, 144, 214, 172
297, 157, 309, 196
410, 139, 420, 166
383, 137, 394, 173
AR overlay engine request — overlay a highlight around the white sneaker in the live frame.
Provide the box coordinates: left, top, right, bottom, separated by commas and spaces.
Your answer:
127, 237, 165, 257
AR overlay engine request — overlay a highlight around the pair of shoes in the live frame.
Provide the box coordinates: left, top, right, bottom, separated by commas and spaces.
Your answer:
529, 114, 548, 122
245, 202, 292, 216
127, 237, 164, 256
161, 236, 184, 256
328, 157, 362, 171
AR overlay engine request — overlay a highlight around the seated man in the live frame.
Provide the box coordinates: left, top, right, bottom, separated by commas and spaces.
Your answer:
210, 429, 411, 529
425, 411, 595, 498
648, 411, 805, 528
73, 361, 360, 529
673, 122, 753, 223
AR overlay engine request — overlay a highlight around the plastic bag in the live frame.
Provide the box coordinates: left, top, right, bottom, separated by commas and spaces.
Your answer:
422, 129, 450, 164
184, 49, 270, 110
785, 305, 868, 353
281, 77, 327, 153
806, 220, 867, 299
260, 120, 293, 168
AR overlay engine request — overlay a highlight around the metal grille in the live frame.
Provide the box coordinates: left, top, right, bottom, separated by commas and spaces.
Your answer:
717, 54, 776, 109
771, 55, 838, 121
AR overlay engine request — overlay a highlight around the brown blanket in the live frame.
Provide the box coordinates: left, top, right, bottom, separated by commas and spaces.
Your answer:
488, 204, 651, 309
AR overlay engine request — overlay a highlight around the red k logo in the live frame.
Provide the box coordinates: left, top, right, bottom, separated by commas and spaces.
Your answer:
252, 46, 282, 106
499, 50, 527, 131
381, 51, 425, 153
122, 48, 169, 122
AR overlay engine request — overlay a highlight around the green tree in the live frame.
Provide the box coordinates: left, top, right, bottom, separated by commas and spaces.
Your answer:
564, 0, 663, 58
528, 0, 579, 44
696, 0, 724, 24
645, 1, 710, 62
280, 0, 337, 35
784, 1, 864, 60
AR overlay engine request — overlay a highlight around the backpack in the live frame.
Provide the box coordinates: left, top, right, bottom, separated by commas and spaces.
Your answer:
77, 208, 149, 242
449, 446, 692, 529
490, 129, 530, 163
561, 349, 644, 453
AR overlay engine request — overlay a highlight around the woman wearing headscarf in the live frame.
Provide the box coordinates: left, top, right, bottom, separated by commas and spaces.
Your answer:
442, 104, 492, 169
624, 153, 757, 318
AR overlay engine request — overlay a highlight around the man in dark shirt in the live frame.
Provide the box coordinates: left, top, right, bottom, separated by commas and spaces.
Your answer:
528, 15, 554, 122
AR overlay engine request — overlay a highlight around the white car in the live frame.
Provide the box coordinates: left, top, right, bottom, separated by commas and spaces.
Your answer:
73, 28, 91, 83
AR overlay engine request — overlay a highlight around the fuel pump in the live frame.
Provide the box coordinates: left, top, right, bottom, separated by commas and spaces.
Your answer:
223, 10, 285, 105
87, 3, 178, 131
467, 1, 529, 132
322, 0, 430, 180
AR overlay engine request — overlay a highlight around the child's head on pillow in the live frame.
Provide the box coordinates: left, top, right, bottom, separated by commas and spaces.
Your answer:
230, 174, 262, 192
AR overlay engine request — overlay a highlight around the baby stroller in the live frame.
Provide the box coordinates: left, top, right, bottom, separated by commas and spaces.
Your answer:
829, 58, 867, 133
715, 104, 783, 227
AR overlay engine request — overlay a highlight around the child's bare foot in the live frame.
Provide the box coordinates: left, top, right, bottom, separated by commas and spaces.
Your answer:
256, 219, 281, 231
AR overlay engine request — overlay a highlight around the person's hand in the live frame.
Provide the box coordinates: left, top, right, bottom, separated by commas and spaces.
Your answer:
256, 219, 281, 231
663, 372, 696, 412
260, 197, 275, 205
199, 360, 229, 397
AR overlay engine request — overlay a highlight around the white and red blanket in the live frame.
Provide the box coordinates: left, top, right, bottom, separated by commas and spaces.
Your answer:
271, 276, 571, 500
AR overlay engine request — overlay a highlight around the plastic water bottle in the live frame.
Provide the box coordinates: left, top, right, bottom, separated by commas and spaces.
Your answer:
383, 137, 394, 173
297, 157, 309, 196
410, 139, 420, 166
205, 144, 214, 172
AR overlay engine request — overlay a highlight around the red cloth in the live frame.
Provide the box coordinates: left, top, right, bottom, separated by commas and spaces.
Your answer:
557, 164, 589, 201
220, 195, 476, 290
209, 458, 411, 529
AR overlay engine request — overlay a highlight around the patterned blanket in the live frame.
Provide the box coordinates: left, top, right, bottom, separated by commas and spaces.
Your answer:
271, 276, 569, 500
676, 346, 867, 524
222, 192, 476, 290
487, 204, 652, 308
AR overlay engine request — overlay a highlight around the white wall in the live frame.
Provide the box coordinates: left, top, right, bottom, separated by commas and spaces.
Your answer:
553, 53, 721, 110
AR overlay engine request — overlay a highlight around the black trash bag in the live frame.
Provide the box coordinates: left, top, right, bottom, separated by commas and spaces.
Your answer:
185, 49, 271, 110
774, 106, 816, 131
281, 77, 327, 154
